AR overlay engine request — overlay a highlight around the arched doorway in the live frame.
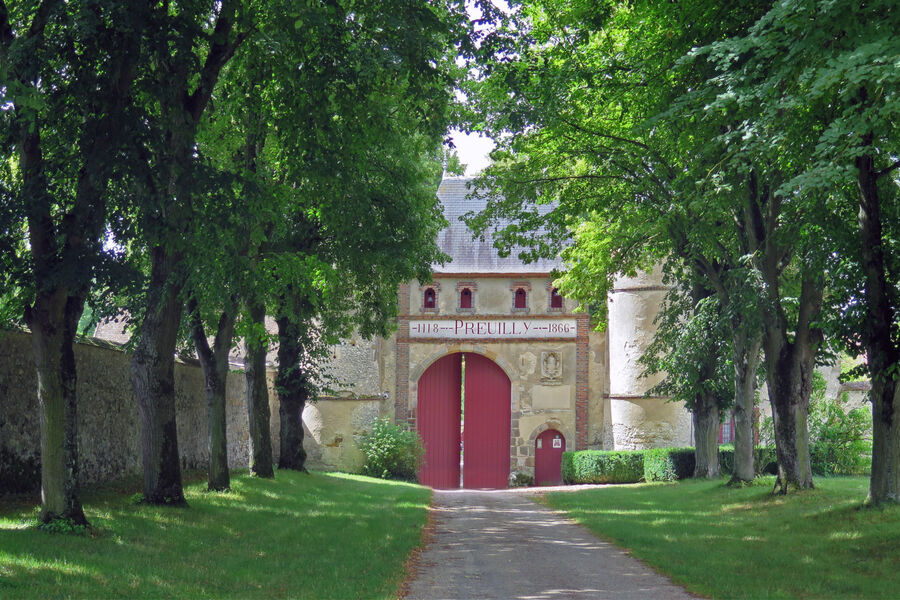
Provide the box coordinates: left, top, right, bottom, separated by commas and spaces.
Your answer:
417, 353, 511, 489
534, 429, 565, 486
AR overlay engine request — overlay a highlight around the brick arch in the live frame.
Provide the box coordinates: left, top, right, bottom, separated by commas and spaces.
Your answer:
408, 346, 519, 417
527, 421, 574, 453
410, 346, 517, 385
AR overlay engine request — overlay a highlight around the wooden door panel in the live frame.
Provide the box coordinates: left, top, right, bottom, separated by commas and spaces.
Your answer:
417, 354, 462, 489
463, 353, 510, 489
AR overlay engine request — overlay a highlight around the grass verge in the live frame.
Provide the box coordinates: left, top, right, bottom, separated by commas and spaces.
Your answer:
544, 476, 900, 600
0, 470, 431, 599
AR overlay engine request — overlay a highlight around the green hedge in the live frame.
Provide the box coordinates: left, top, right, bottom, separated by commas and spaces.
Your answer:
561, 446, 778, 484
643, 447, 696, 482
718, 445, 778, 476
562, 447, 698, 484
561, 450, 645, 484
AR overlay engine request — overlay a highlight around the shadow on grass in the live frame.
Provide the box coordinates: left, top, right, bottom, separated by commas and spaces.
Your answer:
545, 476, 900, 600
0, 470, 431, 599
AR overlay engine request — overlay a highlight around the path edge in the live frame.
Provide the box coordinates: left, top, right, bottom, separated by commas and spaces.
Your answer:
397, 490, 438, 599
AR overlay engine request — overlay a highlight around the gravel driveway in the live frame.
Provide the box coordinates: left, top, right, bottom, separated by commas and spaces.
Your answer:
403, 488, 696, 600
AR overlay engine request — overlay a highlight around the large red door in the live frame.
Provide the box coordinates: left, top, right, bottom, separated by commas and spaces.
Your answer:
463, 353, 511, 489
534, 429, 565, 486
417, 354, 462, 489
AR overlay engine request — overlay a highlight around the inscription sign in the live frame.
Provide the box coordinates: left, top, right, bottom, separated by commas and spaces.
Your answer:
409, 319, 577, 340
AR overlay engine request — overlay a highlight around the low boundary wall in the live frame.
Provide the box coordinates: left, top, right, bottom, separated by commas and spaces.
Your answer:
0, 330, 377, 493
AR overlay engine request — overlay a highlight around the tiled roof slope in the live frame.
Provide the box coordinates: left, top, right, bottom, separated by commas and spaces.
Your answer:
435, 177, 562, 274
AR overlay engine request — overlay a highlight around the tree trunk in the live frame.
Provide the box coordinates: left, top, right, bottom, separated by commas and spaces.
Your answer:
205, 365, 231, 491
766, 346, 815, 493
693, 391, 720, 478
189, 301, 236, 491
730, 327, 761, 483
763, 277, 822, 494
245, 300, 274, 478
25, 291, 88, 525
130, 246, 187, 505
276, 317, 308, 471
857, 151, 900, 504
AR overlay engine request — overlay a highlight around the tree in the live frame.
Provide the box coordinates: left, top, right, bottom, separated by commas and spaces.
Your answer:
641, 283, 734, 478
179, 0, 472, 478
464, 0, 771, 482
692, 0, 899, 501
122, 0, 250, 505
0, 0, 148, 523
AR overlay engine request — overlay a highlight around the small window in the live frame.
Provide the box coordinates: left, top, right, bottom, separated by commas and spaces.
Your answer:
550, 288, 563, 309
460, 288, 472, 309
424, 288, 436, 309
514, 288, 527, 309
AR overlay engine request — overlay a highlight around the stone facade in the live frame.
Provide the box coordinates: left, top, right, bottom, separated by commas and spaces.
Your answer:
0, 329, 377, 493
381, 272, 608, 478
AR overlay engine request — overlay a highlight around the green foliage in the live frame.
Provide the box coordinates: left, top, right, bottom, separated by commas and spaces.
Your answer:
718, 445, 777, 477
809, 393, 872, 476
758, 374, 873, 475
642, 288, 734, 413
563, 447, 709, 484
643, 448, 696, 482
358, 419, 425, 482
36, 518, 89, 536
561, 450, 645, 484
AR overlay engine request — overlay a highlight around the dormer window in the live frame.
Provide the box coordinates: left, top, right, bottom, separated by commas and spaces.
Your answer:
514, 288, 527, 309
550, 288, 563, 309
511, 281, 531, 313
460, 288, 472, 309
455, 281, 477, 312
424, 288, 436, 309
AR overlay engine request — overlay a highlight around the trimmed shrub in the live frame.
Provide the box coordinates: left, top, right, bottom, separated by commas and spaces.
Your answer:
561, 450, 645, 484
644, 447, 696, 482
358, 418, 424, 482
719, 445, 778, 476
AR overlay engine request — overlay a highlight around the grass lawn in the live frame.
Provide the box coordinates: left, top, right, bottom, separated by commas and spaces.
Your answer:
0, 470, 431, 599
545, 476, 900, 600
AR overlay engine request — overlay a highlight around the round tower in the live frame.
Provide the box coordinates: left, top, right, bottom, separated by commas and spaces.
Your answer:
607, 266, 692, 449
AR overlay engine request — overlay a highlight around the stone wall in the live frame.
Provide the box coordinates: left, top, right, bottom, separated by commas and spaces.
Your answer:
0, 330, 376, 493
302, 398, 381, 472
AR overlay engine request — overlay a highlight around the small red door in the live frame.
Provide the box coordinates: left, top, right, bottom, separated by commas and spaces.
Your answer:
417, 354, 462, 489
534, 429, 565, 486
463, 353, 511, 489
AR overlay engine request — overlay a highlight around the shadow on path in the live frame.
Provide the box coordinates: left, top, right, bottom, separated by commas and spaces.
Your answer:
405, 489, 696, 600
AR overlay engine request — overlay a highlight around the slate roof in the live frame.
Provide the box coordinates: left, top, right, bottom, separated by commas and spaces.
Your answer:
435, 177, 562, 274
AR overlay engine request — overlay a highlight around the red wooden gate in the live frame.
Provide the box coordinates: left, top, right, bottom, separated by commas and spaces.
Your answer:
417, 354, 462, 489
534, 429, 565, 486
462, 353, 511, 489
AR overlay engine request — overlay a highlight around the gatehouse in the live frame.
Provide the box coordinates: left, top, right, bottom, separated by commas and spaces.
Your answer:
319, 177, 693, 488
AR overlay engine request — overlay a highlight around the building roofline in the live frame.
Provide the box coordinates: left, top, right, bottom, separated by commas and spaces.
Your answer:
428, 271, 556, 278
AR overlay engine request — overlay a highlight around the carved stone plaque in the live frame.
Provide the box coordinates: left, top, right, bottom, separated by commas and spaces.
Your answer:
541, 350, 562, 383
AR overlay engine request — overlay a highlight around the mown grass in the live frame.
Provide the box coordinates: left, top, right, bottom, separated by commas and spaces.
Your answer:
544, 476, 900, 599
0, 470, 431, 599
